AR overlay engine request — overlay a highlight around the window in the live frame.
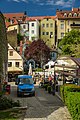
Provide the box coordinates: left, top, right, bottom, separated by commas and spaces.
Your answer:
15, 62, 19, 67
73, 13, 77, 17
61, 20, 64, 22
46, 32, 49, 35
68, 29, 69, 32
69, 13, 72, 17
46, 24, 49, 27
78, 13, 80, 16
9, 51, 13, 56
42, 24, 45, 27
42, 32, 45, 35
61, 24, 64, 29
64, 13, 67, 17
50, 23, 53, 27
32, 23, 34, 26
8, 62, 12, 67
32, 30, 34, 34
23, 25, 26, 29
50, 32, 53, 38
50, 32, 53, 35
61, 32, 64, 38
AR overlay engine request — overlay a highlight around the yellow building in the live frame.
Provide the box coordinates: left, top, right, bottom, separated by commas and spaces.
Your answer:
40, 16, 56, 48
7, 23, 19, 33
56, 8, 80, 44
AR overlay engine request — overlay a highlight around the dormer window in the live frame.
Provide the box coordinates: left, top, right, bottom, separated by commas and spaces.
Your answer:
64, 13, 67, 17
69, 13, 72, 17
78, 13, 80, 16
73, 13, 77, 17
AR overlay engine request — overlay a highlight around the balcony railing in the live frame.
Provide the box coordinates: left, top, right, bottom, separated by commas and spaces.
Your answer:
70, 24, 80, 27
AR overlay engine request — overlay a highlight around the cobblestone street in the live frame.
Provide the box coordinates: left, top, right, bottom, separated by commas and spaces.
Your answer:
9, 82, 72, 120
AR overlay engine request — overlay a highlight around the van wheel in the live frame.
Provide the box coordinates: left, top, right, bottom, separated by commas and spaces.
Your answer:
17, 91, 21, 97
33, 92, 35, 96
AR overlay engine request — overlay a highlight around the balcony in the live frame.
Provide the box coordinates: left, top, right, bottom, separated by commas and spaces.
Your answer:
70, 23, 80, 28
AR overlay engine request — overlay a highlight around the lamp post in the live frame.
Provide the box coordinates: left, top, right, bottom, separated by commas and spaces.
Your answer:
62, 64, 65, 85
52, 61, 56, 95
62, 64, 65, 102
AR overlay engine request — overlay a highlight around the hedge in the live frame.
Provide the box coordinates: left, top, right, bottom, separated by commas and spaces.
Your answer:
60, 84, 80, 120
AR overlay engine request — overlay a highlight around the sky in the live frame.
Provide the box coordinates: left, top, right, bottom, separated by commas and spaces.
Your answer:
0, 0, 80, 16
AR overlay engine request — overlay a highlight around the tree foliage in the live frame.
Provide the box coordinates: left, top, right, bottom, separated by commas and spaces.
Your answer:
24, 39, 51, 66
17, 33, 23, 45
59, 29, 80, 57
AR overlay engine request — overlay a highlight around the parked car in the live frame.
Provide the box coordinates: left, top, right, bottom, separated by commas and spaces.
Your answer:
65, 80, 73, 84
15, 75, 35, 97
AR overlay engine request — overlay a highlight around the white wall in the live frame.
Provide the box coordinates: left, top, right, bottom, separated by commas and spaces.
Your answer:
29, 20, 39, 41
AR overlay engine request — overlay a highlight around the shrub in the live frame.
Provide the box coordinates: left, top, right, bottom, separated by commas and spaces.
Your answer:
66, 92, 80, 120
0, 91, 4, 97
0, 96, 21, 110
44, 84, 48, 91
60, 84, 80, 120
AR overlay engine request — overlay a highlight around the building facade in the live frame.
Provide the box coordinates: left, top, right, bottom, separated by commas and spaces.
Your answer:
8, 43, 23, 81
29, 20, 39, 41
40, 16, 56, 48
56, 8, 80, 44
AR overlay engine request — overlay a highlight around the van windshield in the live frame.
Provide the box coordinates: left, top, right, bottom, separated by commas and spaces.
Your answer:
19, 78, 34, 84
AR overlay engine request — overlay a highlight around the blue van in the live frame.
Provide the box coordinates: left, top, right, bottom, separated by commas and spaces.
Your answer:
16, 75, 35, 97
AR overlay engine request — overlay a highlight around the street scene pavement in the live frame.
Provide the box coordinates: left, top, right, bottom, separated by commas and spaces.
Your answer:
8, 82, 72, 120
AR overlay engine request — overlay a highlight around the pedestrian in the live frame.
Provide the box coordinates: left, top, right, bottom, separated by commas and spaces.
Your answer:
48, 75, 52, 81
52, 81, 55, 95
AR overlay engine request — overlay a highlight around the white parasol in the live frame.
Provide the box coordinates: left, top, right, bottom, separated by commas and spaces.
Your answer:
28, 63, 32, 75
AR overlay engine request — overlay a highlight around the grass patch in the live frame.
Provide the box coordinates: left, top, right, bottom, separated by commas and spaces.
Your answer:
0, 108, 26, 120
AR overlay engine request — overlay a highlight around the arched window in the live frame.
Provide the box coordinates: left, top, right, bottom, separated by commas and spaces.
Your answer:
69, 13, 72, 17
73, 13, 77, 17
64, 13, 67, 17
78, 13, 80, 16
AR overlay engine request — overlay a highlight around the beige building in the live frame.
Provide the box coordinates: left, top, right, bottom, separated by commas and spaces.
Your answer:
8, 43, 23, 80
40, 16, 56, 48
56, 8, 80, 44
4, 13, 27, 34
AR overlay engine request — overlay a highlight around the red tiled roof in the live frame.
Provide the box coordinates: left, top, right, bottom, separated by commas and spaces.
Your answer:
5, 22, 11, 28
26, 16, 56, 21
3, 13, 25, 19
5, 19, 18, 28
56, 8, 80, 19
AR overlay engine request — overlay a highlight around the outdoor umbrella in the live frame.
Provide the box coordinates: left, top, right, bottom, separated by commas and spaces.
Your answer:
28, 63, 32, 75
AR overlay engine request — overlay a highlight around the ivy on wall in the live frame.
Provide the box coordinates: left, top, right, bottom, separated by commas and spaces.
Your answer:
0, 12, 8, 83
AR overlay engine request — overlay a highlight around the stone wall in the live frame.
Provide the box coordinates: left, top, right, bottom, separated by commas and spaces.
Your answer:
0, 12, 8, 83
7, 29, 17, 48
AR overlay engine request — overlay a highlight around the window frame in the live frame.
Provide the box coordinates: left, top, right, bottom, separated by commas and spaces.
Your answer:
8, 62, 12, 67
15, 62, 19, 67
9, 51, 13, 56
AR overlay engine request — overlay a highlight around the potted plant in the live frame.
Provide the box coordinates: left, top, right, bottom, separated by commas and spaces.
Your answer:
47, 86, 52, 93
44, 84, 48, 91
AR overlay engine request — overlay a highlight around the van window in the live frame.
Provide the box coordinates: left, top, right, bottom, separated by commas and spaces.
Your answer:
19, 78, 34, 84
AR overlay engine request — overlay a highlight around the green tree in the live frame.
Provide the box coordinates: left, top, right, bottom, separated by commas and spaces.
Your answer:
59, 29, 80, 57
24, 39, 51, 67
17, 33, 23, 45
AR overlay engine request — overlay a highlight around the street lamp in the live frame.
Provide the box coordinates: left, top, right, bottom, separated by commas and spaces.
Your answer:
52, 61, 57, 95
62, 64, 65, 85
